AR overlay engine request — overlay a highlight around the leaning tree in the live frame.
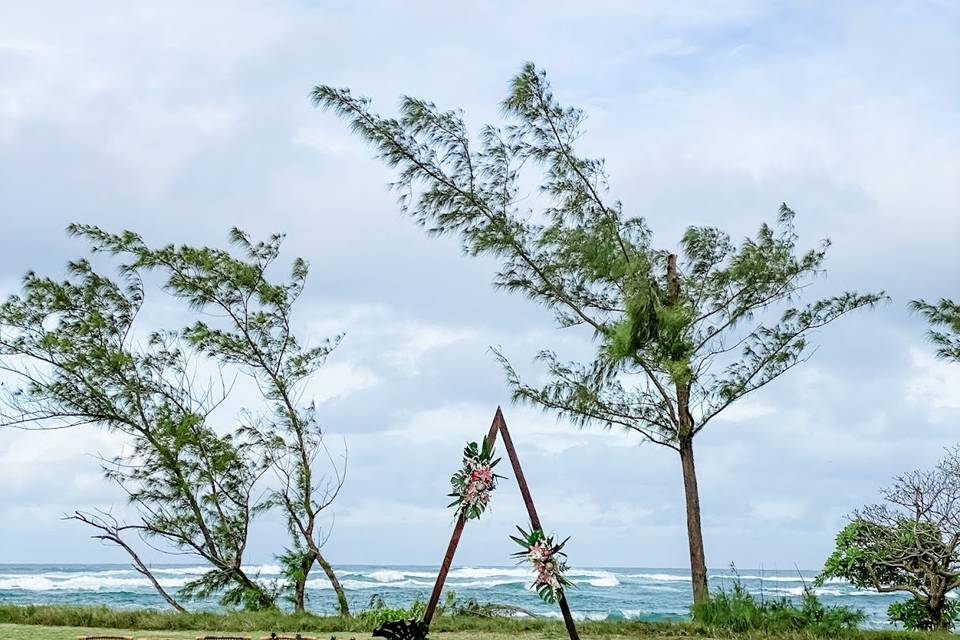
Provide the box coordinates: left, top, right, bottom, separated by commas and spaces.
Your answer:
312, 63, 884, 602
0, 257, 275, 610
818, 448, 960, 630
70, 225, 351, 615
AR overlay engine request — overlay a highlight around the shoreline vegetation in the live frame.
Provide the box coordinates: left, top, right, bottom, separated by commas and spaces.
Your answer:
0, 605, 946, 640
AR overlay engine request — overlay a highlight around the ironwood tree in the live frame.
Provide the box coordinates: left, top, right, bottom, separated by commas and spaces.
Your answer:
312, 63, 884, 603
0, 257, 275, 609
71, 225, 351, 615
818, 448, 960, 630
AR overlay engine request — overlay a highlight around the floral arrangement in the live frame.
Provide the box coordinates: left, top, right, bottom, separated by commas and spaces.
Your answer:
510, 526, 573, 604
448, 437, 501, 521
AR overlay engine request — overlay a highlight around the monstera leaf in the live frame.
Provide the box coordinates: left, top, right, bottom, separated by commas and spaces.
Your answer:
371, 619, 429, 640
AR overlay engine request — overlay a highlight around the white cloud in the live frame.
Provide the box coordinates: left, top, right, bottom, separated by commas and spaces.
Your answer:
307, 362, 380, 403
749, 498, 809, 523
712, 399, 777, 423
0, 1, 958, 568
905, 347, 960, 412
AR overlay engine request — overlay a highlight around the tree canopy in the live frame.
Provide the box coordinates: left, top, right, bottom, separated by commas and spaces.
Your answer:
313, 63, 884, 602
818, 448, 960, 630
312, 63, 884, 449
70, 224, 351, 614
0, 226, 349, 613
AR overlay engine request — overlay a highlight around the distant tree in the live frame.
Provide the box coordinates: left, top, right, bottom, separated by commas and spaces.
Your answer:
911, 298, 960, 363
0, 257, 275, 610
818, 448, 960, 630
312, 63, 885, 603
70, 225, 351, 616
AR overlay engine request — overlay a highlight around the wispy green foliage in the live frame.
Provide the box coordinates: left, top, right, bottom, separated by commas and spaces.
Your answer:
68, 224, 350, 615
313, 62, 884, 603
312, 64, 883, 447
0, 252, 274, 610
911, 297, 960, 362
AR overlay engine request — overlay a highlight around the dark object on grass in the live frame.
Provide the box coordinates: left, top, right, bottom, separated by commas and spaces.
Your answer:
371, 619, 429, 640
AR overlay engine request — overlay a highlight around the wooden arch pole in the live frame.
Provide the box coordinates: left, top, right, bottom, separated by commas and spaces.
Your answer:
422, 409, 501, 626
422, 407, 580, 640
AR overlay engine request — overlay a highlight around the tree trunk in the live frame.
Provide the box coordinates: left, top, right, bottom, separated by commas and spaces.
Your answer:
236, 569, 276, 610
316, 550, 350, 616
928, 593, 949, 631
292, 550, 314, 613
132, 564, 186, 613
666, 254, 709, 605
679, 437, 709, 604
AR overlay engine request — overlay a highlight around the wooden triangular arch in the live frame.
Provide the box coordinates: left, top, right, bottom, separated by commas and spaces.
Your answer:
422, 407, 580, 640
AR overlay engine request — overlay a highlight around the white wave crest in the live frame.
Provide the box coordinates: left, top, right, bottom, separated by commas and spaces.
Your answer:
542, 610, 620, 622
447, 567, 531, 579
0, 576, 189, 591
243, 564, 282, 575
308, 578, 438, 590
576, 574, 619, 588
624, 573, 690, 582
367, 570, 408, 583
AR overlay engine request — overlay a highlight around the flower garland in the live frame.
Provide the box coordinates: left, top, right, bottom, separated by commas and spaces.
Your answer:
510, 526, 574, 604
448, 437, 501, 521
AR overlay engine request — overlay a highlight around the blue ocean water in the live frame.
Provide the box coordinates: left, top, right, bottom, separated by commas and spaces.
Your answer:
0, 564, 907, 627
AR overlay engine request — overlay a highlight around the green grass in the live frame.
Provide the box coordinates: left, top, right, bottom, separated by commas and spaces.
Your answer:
691, 576, 866, 634
0, 605, 949, 640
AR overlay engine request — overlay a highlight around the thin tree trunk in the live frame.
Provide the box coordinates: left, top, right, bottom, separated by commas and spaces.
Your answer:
292, 550, 314, 613
67, 512, 187, 612
132, 563, 187, 613
679, 437, 709, 604
666, 253, 710, 605
235, 568, 276, 610
316, 550, 350, 616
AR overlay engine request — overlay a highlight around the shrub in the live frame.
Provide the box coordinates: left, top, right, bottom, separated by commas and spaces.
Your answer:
356, 593, 429, 628
888, 598, 960, 631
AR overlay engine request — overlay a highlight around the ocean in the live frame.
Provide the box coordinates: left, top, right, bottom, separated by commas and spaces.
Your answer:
0, 564, 906, 627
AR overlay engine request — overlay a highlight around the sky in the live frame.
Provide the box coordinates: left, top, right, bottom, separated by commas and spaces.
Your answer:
0, 1, 958, 571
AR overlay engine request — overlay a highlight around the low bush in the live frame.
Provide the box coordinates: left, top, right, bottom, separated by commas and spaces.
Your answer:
887, 597, 960, 631
355, 593, 428, 627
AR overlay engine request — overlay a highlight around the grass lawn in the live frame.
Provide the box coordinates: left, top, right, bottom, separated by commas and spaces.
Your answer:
0, 606, 943, 640
0, 625, 672, 640
1, 623, 949, 640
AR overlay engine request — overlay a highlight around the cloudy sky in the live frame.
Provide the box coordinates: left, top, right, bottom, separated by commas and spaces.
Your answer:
0, 1, 957, 571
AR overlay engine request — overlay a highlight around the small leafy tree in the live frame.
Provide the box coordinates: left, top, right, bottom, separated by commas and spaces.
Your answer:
70, 225, 351, 615
312, 63, 885, 602
911, 298, 959, 363
817, 447, 960, 630
0, 258, 275, 609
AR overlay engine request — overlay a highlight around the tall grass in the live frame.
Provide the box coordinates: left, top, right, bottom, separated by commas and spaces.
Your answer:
691, 572, 865, 635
